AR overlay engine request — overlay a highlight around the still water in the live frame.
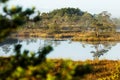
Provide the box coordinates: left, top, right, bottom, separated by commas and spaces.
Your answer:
0, 38, 120, 61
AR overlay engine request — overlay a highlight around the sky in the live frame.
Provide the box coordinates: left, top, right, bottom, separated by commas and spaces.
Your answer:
3, 0, 120, 17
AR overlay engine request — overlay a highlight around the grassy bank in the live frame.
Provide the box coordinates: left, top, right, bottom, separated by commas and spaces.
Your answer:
0, 57, 120, 80
11, 29, 120, 41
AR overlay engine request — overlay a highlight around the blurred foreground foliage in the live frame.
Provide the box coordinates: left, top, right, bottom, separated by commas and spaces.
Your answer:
0, 48, 120, 80
0, 1, 40, 40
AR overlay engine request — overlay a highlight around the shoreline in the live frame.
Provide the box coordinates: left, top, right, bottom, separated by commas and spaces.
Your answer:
10, 29, 120, 41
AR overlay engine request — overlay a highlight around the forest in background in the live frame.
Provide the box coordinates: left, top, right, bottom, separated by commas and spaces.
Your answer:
1, 0, 120, 40
22, 8, 117, 33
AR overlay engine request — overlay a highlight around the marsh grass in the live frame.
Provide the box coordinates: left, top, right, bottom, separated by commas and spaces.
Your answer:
0, 57, 120, 80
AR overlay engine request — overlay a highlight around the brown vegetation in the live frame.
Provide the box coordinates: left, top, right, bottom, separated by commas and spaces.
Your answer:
0, 58, 120, 80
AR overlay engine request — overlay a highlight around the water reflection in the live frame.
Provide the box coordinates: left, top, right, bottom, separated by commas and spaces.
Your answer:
0, 38, 18, 55
0, 38, 119, 60
81, 41, 117, 60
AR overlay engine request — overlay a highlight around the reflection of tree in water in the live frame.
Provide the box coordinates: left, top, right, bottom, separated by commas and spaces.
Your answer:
53, 40, 61, 47
81, 41, 117, 60
23, 38, 61, 46
0, 38, 18, 54
25, 38, 37, 45
92, 42, 117, 59
0, 38, 69, 57
1, 45, 11, 54
91, 45, 109, 59
0, 38, 18, 46
38, 39, 53, 51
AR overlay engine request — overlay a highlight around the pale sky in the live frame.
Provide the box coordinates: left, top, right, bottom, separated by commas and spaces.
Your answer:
4, 0, 120, 17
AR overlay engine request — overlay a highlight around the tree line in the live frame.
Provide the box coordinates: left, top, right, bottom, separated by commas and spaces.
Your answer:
22, 8, 116, 34
0, 0, 117, 39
